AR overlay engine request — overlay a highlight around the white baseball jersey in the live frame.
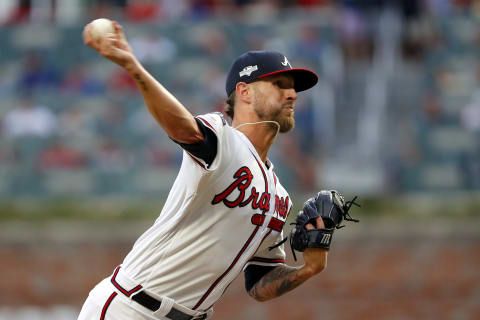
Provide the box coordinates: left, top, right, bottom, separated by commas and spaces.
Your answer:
120, 112, 292, 312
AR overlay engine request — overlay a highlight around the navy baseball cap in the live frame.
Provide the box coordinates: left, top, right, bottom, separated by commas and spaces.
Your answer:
225, 50, 318, 96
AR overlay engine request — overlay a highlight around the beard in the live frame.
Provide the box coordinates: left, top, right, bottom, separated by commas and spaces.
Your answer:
253, 88, 295, 133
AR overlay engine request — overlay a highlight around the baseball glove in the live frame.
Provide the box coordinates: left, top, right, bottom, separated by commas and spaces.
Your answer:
289, 190, 359, 260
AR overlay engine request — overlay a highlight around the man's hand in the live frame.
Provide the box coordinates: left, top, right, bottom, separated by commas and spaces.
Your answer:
83, 21, 137, 70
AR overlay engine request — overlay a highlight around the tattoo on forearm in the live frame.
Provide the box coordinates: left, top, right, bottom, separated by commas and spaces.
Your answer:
249, 265, 306, 301
134, 73, 148, 91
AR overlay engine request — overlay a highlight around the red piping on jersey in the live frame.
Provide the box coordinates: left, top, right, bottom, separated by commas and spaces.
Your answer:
258, 229, 272, 248
251, 153, 268, 194
197, 116, 216, 133
249, 257, 286, 264
192, 225, 261, 310
187, 153, 207, 170
100, 292, 117, 320
111, 266, 143, 297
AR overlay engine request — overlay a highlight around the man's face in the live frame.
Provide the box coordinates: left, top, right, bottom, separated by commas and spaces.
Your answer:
250, 74, 298, 133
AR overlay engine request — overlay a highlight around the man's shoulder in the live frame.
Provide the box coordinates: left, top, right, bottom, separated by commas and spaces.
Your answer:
195, 112, 230, 136
196, 112, 227, 126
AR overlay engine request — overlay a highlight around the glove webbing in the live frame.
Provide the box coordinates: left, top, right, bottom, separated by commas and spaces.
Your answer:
337, 196, 360, 229
269, 195, 360, 261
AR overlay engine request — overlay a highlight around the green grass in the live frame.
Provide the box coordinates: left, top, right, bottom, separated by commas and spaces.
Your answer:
0, 196, 163, 221
0, 193, 479, 222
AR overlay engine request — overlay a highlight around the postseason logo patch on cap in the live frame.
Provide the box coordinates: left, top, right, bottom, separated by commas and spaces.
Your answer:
239, 65, 258, 77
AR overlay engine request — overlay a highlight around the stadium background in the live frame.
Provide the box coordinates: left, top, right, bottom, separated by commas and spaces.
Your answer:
0, 0, 479, 319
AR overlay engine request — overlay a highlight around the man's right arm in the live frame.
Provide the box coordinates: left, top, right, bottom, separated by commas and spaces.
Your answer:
83, 21, 203, 144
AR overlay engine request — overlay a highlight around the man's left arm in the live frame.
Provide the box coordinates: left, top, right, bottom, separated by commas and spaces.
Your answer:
248, 218, 327, 302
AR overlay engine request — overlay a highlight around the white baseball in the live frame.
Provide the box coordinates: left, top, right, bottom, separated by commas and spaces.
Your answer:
89, 18, 114, 41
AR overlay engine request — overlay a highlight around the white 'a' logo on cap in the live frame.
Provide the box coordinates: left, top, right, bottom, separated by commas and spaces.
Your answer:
281, 56, 291, 68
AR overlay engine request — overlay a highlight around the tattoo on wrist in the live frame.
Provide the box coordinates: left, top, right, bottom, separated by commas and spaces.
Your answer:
134, 73, 148, 91
249, 265, 305, 300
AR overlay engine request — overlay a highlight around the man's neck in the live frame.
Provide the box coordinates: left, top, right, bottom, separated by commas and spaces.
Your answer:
234, 121, 279, 162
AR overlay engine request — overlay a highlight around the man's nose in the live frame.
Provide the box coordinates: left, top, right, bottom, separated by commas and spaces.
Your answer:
285, 87, 297, 101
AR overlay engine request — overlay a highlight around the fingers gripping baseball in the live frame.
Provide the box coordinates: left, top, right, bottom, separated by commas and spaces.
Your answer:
83, 20, 135, 68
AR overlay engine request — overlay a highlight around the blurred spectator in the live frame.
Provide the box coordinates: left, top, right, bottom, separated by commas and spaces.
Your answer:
17, 51, 62, 92
291, 25, 323, 63
423, 0, 452, 16
144, 139, 178, 167
337, 3, 373, 62
86, 0, 127, 20
158, 0, 188, 20
240, 0, 281, 22
4, 0, 31, 25
3, 94, 57, 138
39, 139, 87, 170
275, 134, 316, 192
0, 147, 16, 166
108, 69, 138, 92
294, 0, 329, 7
57, 103, 97, 151
188, 0, 217, 19
95, 101, 128, 141
192, 26, 231, 61
461, 91, 480, 133
420, 92, 444, 125
3, 0, 59, 25
125, 0, 160, 22
197, 65, 225, 102
61, 63, 106, 95
92, 137, 133, 172
130, 33, 177, 64
460, 65, 480, 133
292, 95, 316, 152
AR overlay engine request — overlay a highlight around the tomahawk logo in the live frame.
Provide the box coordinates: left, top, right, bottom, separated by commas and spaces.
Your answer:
281, 56, 291, 68
239, 65, 258, 77
320, 233, 331, 244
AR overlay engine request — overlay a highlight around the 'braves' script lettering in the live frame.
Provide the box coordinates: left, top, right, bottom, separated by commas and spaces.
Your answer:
274, 195, 290, 218
212, 167, 270, 211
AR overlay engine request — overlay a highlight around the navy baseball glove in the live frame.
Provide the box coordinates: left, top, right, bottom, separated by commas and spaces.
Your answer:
289, 190, 359, 260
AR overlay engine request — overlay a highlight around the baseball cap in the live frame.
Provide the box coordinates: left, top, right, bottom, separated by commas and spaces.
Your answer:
225, 50, 318, 96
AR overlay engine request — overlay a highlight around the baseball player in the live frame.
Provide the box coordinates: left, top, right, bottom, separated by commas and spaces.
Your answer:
79, 21, 328, 320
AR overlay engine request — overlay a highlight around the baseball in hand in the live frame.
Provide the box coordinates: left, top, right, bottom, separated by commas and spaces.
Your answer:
88, 18, 115, 41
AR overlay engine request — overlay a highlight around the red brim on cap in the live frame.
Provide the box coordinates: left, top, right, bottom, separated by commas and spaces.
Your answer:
257, 68, 319, 92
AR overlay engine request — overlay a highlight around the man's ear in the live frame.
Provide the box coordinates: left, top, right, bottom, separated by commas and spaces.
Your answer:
236, 82, 252, 104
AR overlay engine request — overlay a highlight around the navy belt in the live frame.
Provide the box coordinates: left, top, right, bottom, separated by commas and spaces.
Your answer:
111, 267, 207, 320
131, 292, 207, 320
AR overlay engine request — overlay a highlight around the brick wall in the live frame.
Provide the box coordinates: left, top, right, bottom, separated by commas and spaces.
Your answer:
1, 220, 479, 320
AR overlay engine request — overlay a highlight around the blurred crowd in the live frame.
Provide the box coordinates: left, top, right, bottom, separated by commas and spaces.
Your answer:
0, 0, 470, 26
1, 0, 480, 197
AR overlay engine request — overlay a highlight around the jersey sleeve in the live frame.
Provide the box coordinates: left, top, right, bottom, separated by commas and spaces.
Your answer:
176, 112, 227, 171
243, 231, 287, 269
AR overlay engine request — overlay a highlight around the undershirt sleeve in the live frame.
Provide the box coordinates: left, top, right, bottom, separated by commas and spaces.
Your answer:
244, 264, 276, 292
175, 118, 218, 168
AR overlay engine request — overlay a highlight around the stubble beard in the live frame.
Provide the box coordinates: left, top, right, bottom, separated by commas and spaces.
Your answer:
253, 90, 295, 133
